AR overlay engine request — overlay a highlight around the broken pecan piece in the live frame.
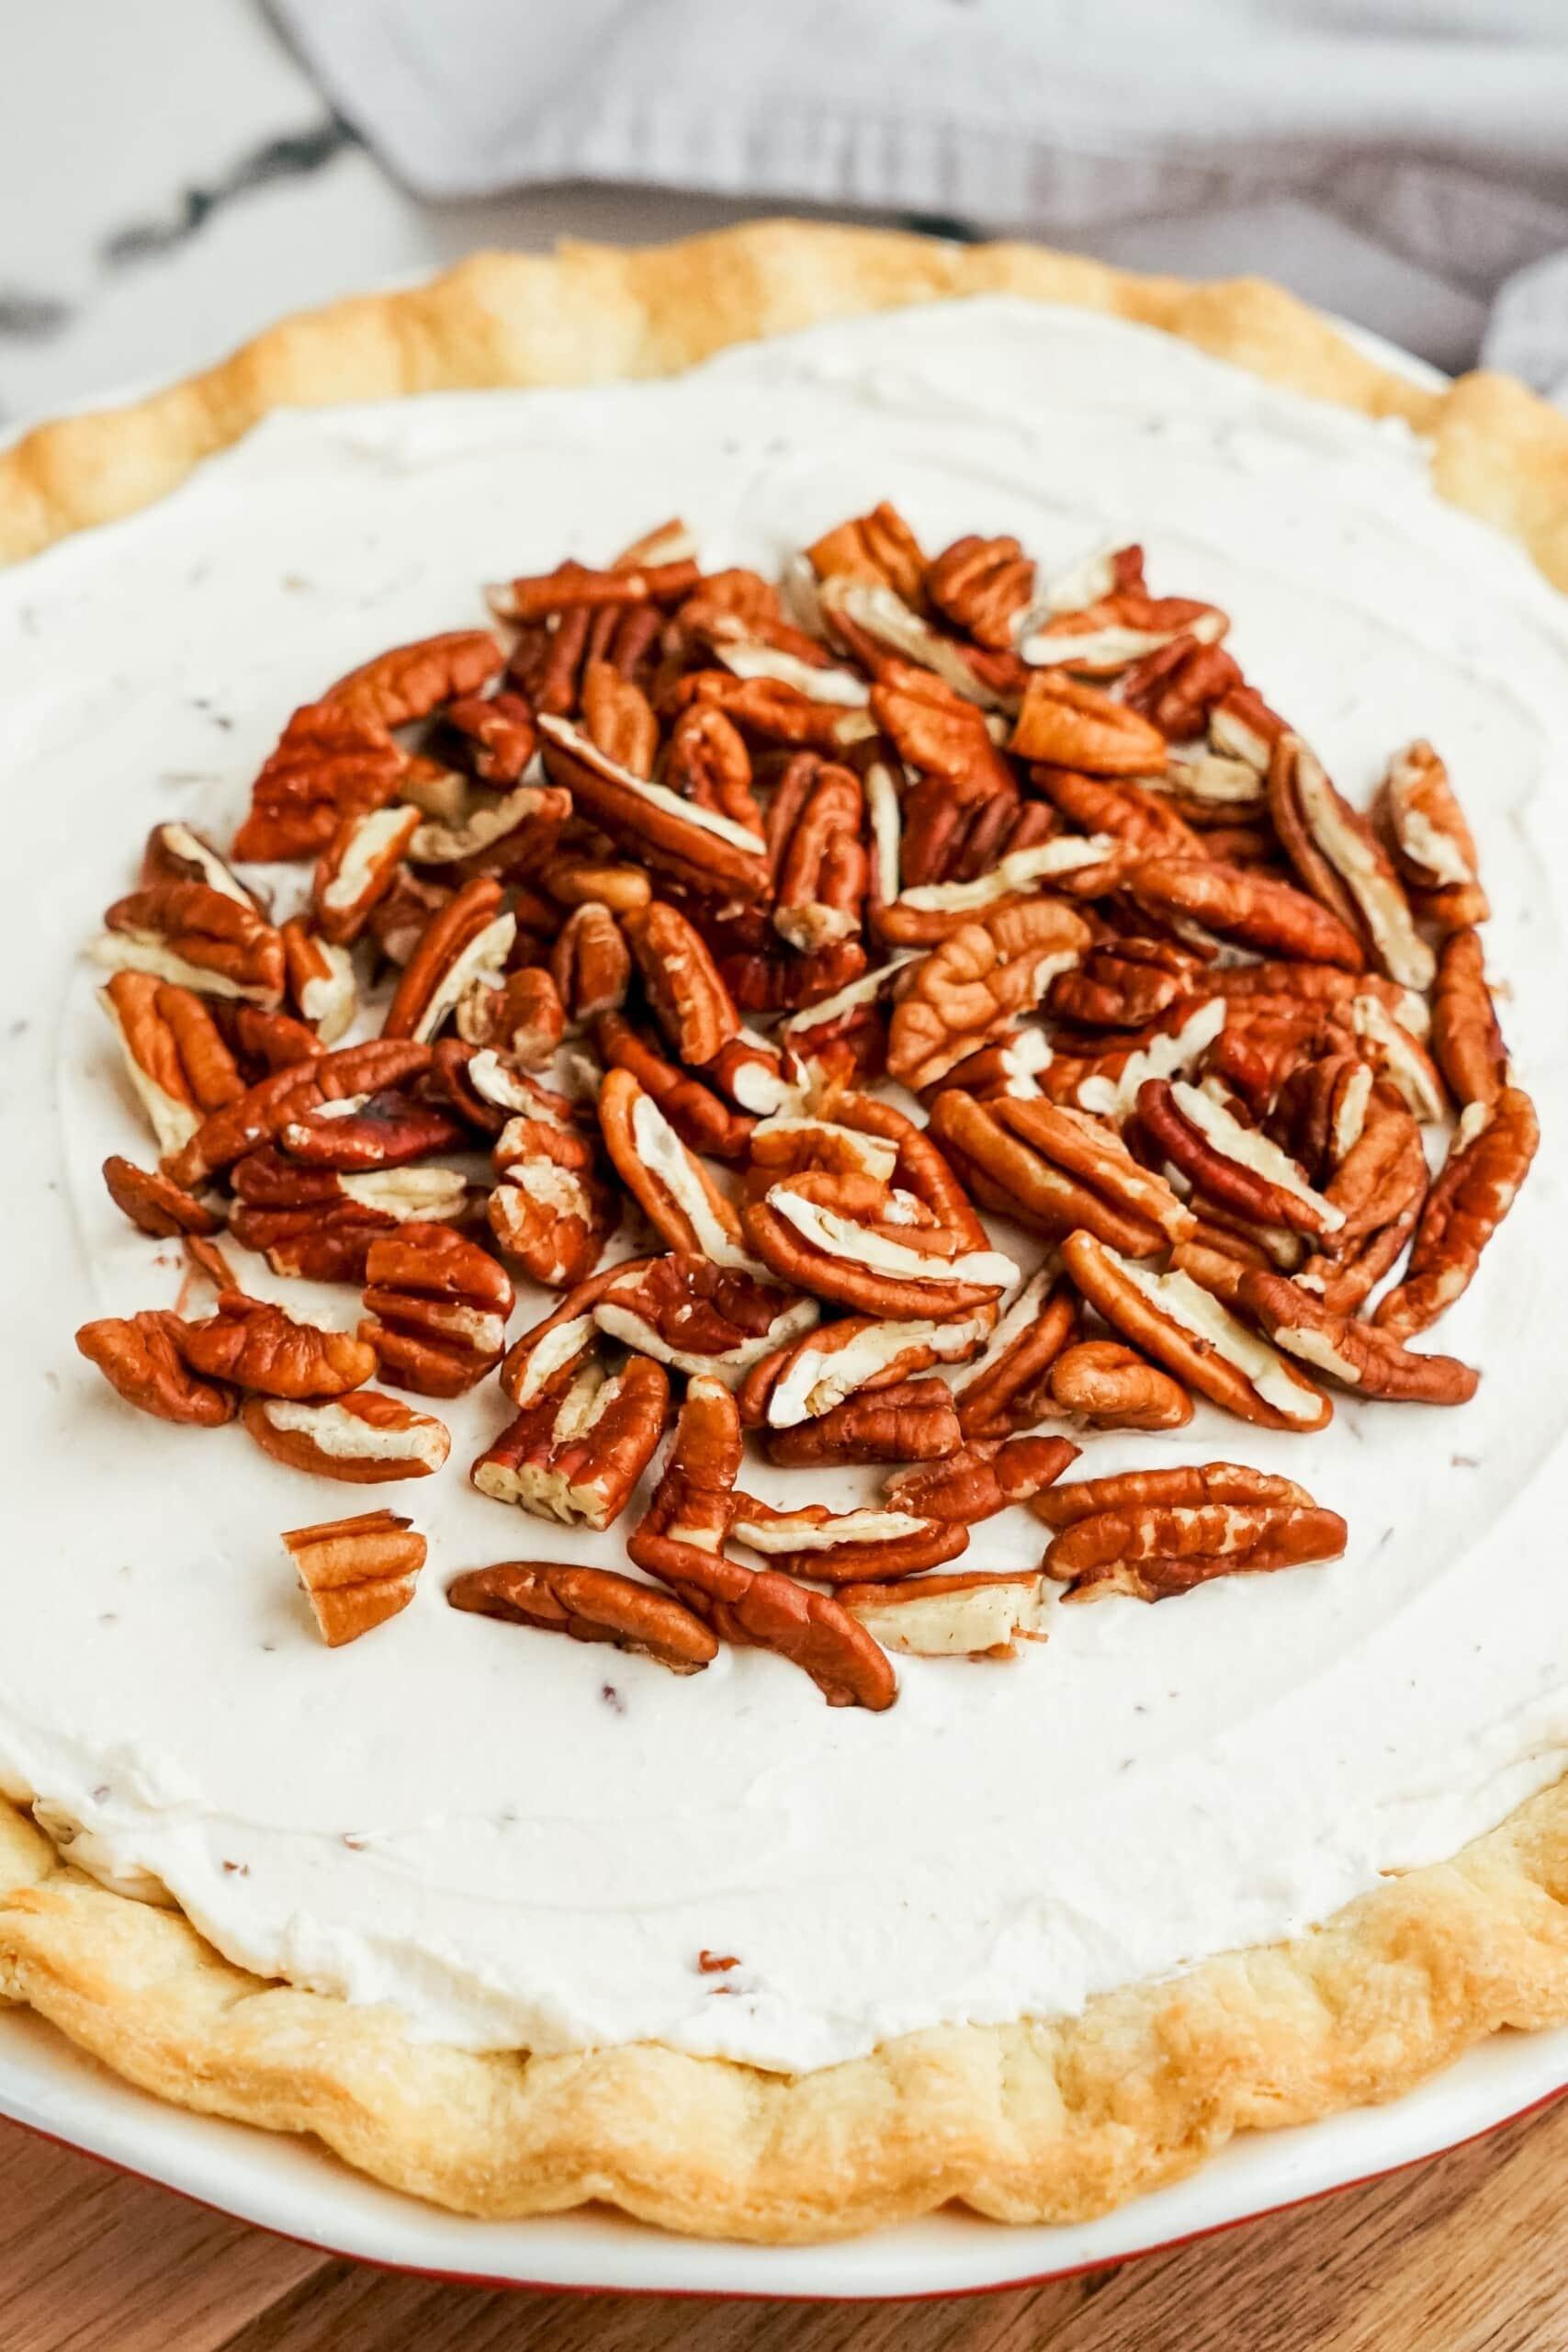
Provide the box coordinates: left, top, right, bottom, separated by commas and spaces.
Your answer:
326, 629, 503, 732
1136, 1077, 1345, 1241
1237, 1271, 1479, 1405
311, 804, 421, 946
242, 1390, 451, 1481
622, 899, 739, 1066
102, 1155, 221, 1239
807, 503, 928, 603
282, 1508, 426, 1646
76, 1310, 237, 1427
1061, 1229, 1332, 1430
926, 534, 1035, 650
951, 1264, 1081, 1439
98, 971, 244, 1159
551, 902, 630, 1023
279, 919, 356, 1044
593, 1012, 756, 1160
770, 761, 866, 954
474, 1353, 671, 1529
1377, 738, 1488, 931
884, 1434, 1079, 1523
178, 1290, 378, 1399
741, 1306, 993, 1430
1375, 1085, 1540, 1340
360, 1225, 514, 1396
446, 1561, 717, 1675
1269, 737, 1433, 989
744, 1169, 1017, 1320
539, 716, 771, 902
838, 1571, 1050, 1658
381, 876, 516, 1044
598, 1068, 761, 1270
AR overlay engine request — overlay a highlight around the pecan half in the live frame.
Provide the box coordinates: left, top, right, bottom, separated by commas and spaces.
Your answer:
886, 898, 1090, 1090
593, 1012, 756, 1160
597, 1068, 761, 1270
311, 804, 421, 945
178, 1290, 378, 1399
382, 876, 516, 1043
1046, 1340, 1193, 1430
326, 629, 503, 732
102, 1154, 221, 1238
1030, 763, 1201, 861
763, 1376, 962, 1466
926, 534, 1035, 649
1127, 858, 1365, 969
838, 1570, 1050, 1658
281, 1508, 427, 1646
1269, 737, 1432, 989
1430, 928, 1507, 1110
1009, 670, 1166, 773
1378, 739, 1487, 930
489, 1108, 619, 1291
360, 1224, 514, 1396
951, 1264, 1081, 1439
1060, 1229, 1332, 1430
498, 1261, 651, 1408
1375, 1085, 1540, 1340
408, 779, 570, 874
741, 1306, 994, 1430
728, 1498, 969, 1583
97, 880, 286, 1007
539, 716, 771, 902
242, 1390, 451, 1481
867, 660, 1015, 795
770, 761, 866, 953
446, 1561, 716, 1674
1236, 1271, 1479, 1405
279, 919, 356, 1044
1038, 1464, 1347, 1603
276, 1089, 468, 1170
592, 1254, 818, 1385
445, 688, 537, 784
457, 966, 565, 1069
929, 1090, 1193, 1256
489, 560, 699, 623
1046, 936, 1205, 1030
232, 701, 405, 864
551, 902, 630, 1022
473, 1353, 671, 1528
744, 1170, 1017, 1320
98, 971, 245, 1159
664, 702, 763, 838
1137, 1078, 1344, 1241
142, 820, 264, 909
807, 503, 927, 603
622, 899, 739, 1066
76, 1310, 237, 1427
884, 1433, 1079, 1522
581, 660, 660, 777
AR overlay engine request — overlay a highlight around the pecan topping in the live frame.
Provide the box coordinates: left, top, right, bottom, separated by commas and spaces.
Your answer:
951, 1264, 1081, 1439
1137, 1077, 1344, 1240
770, 760, 866, 954
1036, 1462, 1347, 1603
539, 717, 771, 903
1236, 1271, 1479, 1406
807, 502, 928, 602
360, 1225, 515, 1396
382, 876, 516, 1044
930, 1090, 1192, 1255
728, 1497, 969, 1583
76, 1310, 237, 1427
1375, 1085, 1540, 1340
1378, 738, 1488, 930
592, 1254, 818, 1385
279, 919, 356, 1043
178, 1291, 378, 1399
763, 1377, 962, 1467
311, 804, 421, 945
98, 880, 286, 1007
102, 1154, 221, 1239
232, 702, 405, 864
1269, 737, 1433, 989
243, 1391, 452, 1481
1009, 670, 1167, 773
594, 1012, 756, 1160
1430, 927, 1507, 1109
281, 1508, 427, 1646
744, 1170, 1017, 1320
886, 898, 1090, 1090
446, 1561, 717, 1675
551, 902, 631, 1023
926, 534, 1035, 650
598, 1067, 761, 1270
98, 971, 245, 1159
1061, 1229, 1332, 1430
1128, 858, 1365, 969
1046, 1340, 1193, 1430
622, 899, 739, 1066
837, 1570, 1050, 1658
884, 1434, 1079, 1523
473, 1353, 671, 1530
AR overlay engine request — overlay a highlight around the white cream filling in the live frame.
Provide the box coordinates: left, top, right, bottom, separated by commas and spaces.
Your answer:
4, 298, 1565, 2083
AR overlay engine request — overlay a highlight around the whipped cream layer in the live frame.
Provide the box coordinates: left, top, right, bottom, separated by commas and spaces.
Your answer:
3, 300, 1568, 2073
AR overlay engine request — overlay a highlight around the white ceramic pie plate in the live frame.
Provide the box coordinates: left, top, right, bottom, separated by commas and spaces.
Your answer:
3, 2001, 1566, 2296
9, 315, 1543, 2297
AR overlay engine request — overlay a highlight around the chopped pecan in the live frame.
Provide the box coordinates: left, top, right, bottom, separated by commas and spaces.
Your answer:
884, 1433, 1079, 1523
281, 1508, 426, 1646
1375, 1085, 1540, 1340
1009, 670, 1166, 773
1127, 857, 1365, 969
663, 703, 763, 837
951, 1264, 1080, 1439
382, 876, 515, 1043
242, 1390, 451, 1481
178, 1290, 378, 1399
744, 1169, 1017, 1320
1269, 737, 1432, 989
929, 1090, 1193, 1256
807, 503, 928, 603
1378, 739, 1488, 929
98, 971, 245, 1159
279, 918, 356, 1044
360, 1224, 514, 1396
1430, 927, 1507, 1109
1036, 1463, 1347, 1603
1020, 583, 1228, 679
407, 778, 569, 875
1060, 1228, 1332, 1430
311, 804, 421, 945
498, 1261, 651, 1408
367, 867, 455, 966
1137, 1078, 1344, 1241
622, 899, 739, 1066
97, 880, 286, 1006
101, 1154, 221, 1238
926, 534, 1035, 650
1236, 1271, 1478, 1405
232, 701, 405, 864
489, 1105, 619, 1290
598, 1068, 761, 1270
592, 1253, 818, 1384
446, 1561, 716, 1675
473, 1353, 671, 1529
1045, 1340, 1193, 1430
740, 1305, 993, 1430
76, 1310, 237, 1427
763, 1377, 962, 1466
886, 898, 1090, 1090
551, 902, 630, 1022
539, 715, 771, 902
838, 1570, 1050, 1658
728, 1497, 968, 1583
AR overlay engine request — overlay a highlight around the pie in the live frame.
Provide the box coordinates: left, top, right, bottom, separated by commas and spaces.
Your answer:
3, 222, 1567, 2246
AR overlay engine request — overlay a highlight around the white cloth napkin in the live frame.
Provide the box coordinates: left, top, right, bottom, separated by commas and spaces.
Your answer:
272, 0, 1568, 394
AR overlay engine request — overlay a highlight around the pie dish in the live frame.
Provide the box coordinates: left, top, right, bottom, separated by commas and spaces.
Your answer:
3, 221, 1568, 2246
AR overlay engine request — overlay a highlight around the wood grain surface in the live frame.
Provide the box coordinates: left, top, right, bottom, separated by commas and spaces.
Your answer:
5, 2088, 1568, 2352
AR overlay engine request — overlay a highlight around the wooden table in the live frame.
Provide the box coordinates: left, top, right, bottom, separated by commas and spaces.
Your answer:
5, 2092, 1568, 2352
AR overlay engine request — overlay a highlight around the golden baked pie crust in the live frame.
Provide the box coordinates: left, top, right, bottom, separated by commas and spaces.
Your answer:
5, 220, 1568, 2242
